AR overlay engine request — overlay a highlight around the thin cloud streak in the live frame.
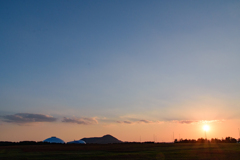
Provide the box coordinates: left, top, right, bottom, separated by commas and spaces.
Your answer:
116, 121, 132, 124
116, 119, 163, 124
1, 113, 57, 124
200, 119, 225, 123
62, 117, 98, 125
172, 119, 225, 124
116, 119, 225, 125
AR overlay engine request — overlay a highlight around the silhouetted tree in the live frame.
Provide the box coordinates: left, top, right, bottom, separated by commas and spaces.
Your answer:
174, 139, 178, 143
224, 137, 237, 143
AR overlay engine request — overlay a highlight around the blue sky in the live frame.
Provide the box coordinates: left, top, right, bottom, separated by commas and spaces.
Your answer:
1, 0, 240, 141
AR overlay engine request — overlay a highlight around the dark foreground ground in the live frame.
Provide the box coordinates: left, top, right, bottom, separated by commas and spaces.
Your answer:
0, 143, 240, 160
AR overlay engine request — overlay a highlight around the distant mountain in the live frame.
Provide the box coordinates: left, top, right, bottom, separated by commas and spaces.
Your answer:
81, 134, 122, 144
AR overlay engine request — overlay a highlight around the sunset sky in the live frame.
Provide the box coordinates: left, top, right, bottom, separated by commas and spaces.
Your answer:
1, 0, 240, 142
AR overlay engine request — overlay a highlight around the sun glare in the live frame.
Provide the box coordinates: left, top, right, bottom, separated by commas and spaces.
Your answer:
203, 125, 210, 132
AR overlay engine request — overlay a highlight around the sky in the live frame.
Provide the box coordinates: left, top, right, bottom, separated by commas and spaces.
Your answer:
1, 0, 240, 142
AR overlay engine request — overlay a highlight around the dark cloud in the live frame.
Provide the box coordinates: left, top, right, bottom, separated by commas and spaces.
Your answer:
62, 117, 98, 125
2, 113, 57, 124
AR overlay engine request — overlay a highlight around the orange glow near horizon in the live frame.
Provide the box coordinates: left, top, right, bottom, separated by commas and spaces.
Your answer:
1, 119, 240, 142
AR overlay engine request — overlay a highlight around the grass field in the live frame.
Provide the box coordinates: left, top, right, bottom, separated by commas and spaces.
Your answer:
0, 143, 240, 160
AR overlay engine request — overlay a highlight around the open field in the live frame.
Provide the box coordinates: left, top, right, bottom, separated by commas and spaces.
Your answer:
0, 143, 240, 160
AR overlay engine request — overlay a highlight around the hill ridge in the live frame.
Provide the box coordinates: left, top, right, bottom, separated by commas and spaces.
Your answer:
81, 134, 122, 144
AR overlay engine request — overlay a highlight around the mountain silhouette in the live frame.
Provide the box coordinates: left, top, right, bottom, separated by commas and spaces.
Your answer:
81, 134, 122, 144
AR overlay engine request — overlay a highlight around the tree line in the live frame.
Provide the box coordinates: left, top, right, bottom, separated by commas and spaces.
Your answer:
174, 137, 240, 143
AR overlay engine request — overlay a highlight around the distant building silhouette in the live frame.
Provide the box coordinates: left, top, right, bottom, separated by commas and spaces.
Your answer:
67, 140, 86, 144
43, 136, 65, 144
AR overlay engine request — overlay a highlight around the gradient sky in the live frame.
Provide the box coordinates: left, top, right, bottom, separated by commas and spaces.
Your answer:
1, 0, 240, 142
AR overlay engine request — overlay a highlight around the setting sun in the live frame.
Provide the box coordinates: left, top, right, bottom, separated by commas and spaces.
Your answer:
203, 125, 210, 132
